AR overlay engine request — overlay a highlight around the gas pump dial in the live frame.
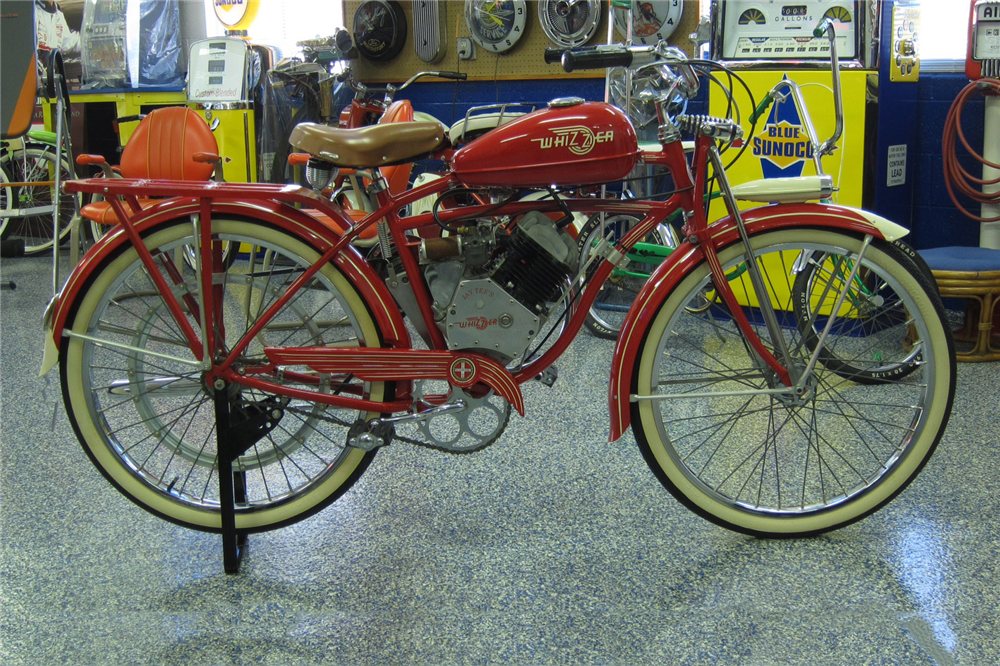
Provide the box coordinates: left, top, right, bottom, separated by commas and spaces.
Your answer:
890, 3, 919, 83
712, 1, 859, 61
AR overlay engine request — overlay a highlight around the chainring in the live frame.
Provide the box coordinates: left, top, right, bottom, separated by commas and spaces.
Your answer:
412, 381, 512, 453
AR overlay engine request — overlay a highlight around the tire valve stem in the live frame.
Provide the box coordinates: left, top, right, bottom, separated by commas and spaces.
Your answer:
166, 477, 179, 493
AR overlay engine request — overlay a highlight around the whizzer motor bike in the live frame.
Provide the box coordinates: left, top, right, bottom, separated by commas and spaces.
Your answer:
43, 24, 954, 565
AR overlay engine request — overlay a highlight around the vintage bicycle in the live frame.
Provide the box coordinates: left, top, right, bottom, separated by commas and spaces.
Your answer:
0, 49, 80, 258
42, 24, 955, 567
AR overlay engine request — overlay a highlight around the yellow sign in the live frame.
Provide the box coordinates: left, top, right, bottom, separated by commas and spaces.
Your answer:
708, 69, 869, 309
754, 121, 816, 170
890, 5, 920, 83
213, 0, 260, 31
709, 69, 869, 220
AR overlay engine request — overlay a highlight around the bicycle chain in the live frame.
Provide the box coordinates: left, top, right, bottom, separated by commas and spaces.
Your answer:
282, 405, 501, 455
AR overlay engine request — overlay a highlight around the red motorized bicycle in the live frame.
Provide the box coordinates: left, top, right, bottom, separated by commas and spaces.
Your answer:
44, 26, 954, 564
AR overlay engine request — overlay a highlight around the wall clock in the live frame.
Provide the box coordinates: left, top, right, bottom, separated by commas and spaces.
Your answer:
538, 0, 601, 48
464, 0, 528, 54
353, 0, 407, 62
613, 0, 684, 45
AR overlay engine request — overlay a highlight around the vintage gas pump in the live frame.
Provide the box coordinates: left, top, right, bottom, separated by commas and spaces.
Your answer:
968, 0, 1000, 78
706, 1, 879, 308
187, 0, 266, 183
967, 0, 1000, 248
707, 0, 878, 220
188, 37, 258, 183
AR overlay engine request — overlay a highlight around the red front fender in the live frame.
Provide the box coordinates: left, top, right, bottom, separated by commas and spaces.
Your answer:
607, 203, 904, 441
41, 198, 409, 375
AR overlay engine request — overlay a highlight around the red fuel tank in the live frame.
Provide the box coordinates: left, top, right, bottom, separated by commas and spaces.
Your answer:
451, 101, 639, 188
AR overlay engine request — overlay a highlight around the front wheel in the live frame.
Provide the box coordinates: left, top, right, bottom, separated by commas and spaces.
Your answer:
630, 228, 955, 537
0, 145, 78, 255
60, 215, 388, 533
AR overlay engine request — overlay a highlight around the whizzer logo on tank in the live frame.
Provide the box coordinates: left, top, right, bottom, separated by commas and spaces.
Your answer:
531, 126, 614, 156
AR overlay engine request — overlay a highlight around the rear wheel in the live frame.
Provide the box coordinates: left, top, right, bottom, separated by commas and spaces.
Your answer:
630, 228, 955, 536
60, 216, 387, 532
0, 163, 12, 227
85, 187, 237, 268
792, 247, 923, 384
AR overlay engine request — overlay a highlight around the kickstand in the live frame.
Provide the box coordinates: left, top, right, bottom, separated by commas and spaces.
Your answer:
211, 381, 287, 573
213, 381, 249, 574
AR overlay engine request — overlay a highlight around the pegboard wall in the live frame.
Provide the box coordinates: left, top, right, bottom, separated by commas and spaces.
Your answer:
345, 0, 700, 83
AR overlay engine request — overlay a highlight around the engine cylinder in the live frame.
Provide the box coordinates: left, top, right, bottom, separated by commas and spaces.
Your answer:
492, 212, 577, 313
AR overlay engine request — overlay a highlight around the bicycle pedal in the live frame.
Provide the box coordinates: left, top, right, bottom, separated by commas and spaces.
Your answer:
535, 366, 557, 387
347, 419, 394, 451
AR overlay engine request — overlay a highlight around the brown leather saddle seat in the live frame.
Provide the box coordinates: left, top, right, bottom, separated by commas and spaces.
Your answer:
289, 121, 446, 168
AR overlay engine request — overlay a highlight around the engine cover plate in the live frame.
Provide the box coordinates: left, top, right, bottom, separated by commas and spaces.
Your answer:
445, 278, 540, 359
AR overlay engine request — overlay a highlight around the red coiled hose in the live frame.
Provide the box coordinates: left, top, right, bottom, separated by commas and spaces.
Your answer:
943, 78, 1000, 222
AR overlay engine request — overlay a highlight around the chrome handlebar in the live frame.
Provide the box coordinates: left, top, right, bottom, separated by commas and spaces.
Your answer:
551, 19, 844, 157
813, 18, 844, 158
338, 69, 467, 105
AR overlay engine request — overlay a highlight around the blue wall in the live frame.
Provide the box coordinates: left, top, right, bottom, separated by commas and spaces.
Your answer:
405, 73, 985, 251
912, 73, 983, 250
402, 78, 606, 128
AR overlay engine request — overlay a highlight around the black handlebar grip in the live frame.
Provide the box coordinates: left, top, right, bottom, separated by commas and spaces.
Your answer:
45, 49, 63, 99
544, 47, 564, 64
561, 48, 633, 73
439, 71, 468, 81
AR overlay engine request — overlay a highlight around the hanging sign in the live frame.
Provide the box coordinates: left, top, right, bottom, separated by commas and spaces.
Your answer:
887, 145, 907, 187
213, 0, 260, 31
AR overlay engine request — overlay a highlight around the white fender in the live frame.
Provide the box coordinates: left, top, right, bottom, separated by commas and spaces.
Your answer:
837, 205, 910, 241
410, 172, 444, 217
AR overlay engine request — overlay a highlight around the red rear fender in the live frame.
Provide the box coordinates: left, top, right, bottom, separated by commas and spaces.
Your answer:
41, 199, 408, 375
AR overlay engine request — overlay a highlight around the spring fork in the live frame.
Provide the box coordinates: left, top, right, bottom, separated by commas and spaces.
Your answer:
377, 219, 393, 260
707, 147, 797, 381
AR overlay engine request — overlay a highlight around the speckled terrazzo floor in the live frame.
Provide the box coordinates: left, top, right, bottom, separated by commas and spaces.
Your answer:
2, 253, 999, 666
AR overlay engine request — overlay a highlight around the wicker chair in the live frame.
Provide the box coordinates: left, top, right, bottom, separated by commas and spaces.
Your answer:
919, 246, 1000, 362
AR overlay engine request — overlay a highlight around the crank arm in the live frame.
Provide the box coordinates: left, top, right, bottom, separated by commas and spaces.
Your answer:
380, 400, 467, 424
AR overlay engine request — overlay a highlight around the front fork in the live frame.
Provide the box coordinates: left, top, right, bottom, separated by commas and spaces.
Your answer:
696, 146, 872, 392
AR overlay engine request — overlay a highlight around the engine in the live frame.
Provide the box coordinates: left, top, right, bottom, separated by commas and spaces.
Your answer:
420, 211, 578, 362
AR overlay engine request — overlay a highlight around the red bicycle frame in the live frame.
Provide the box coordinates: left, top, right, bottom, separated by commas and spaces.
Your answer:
55, 122, 891, 438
